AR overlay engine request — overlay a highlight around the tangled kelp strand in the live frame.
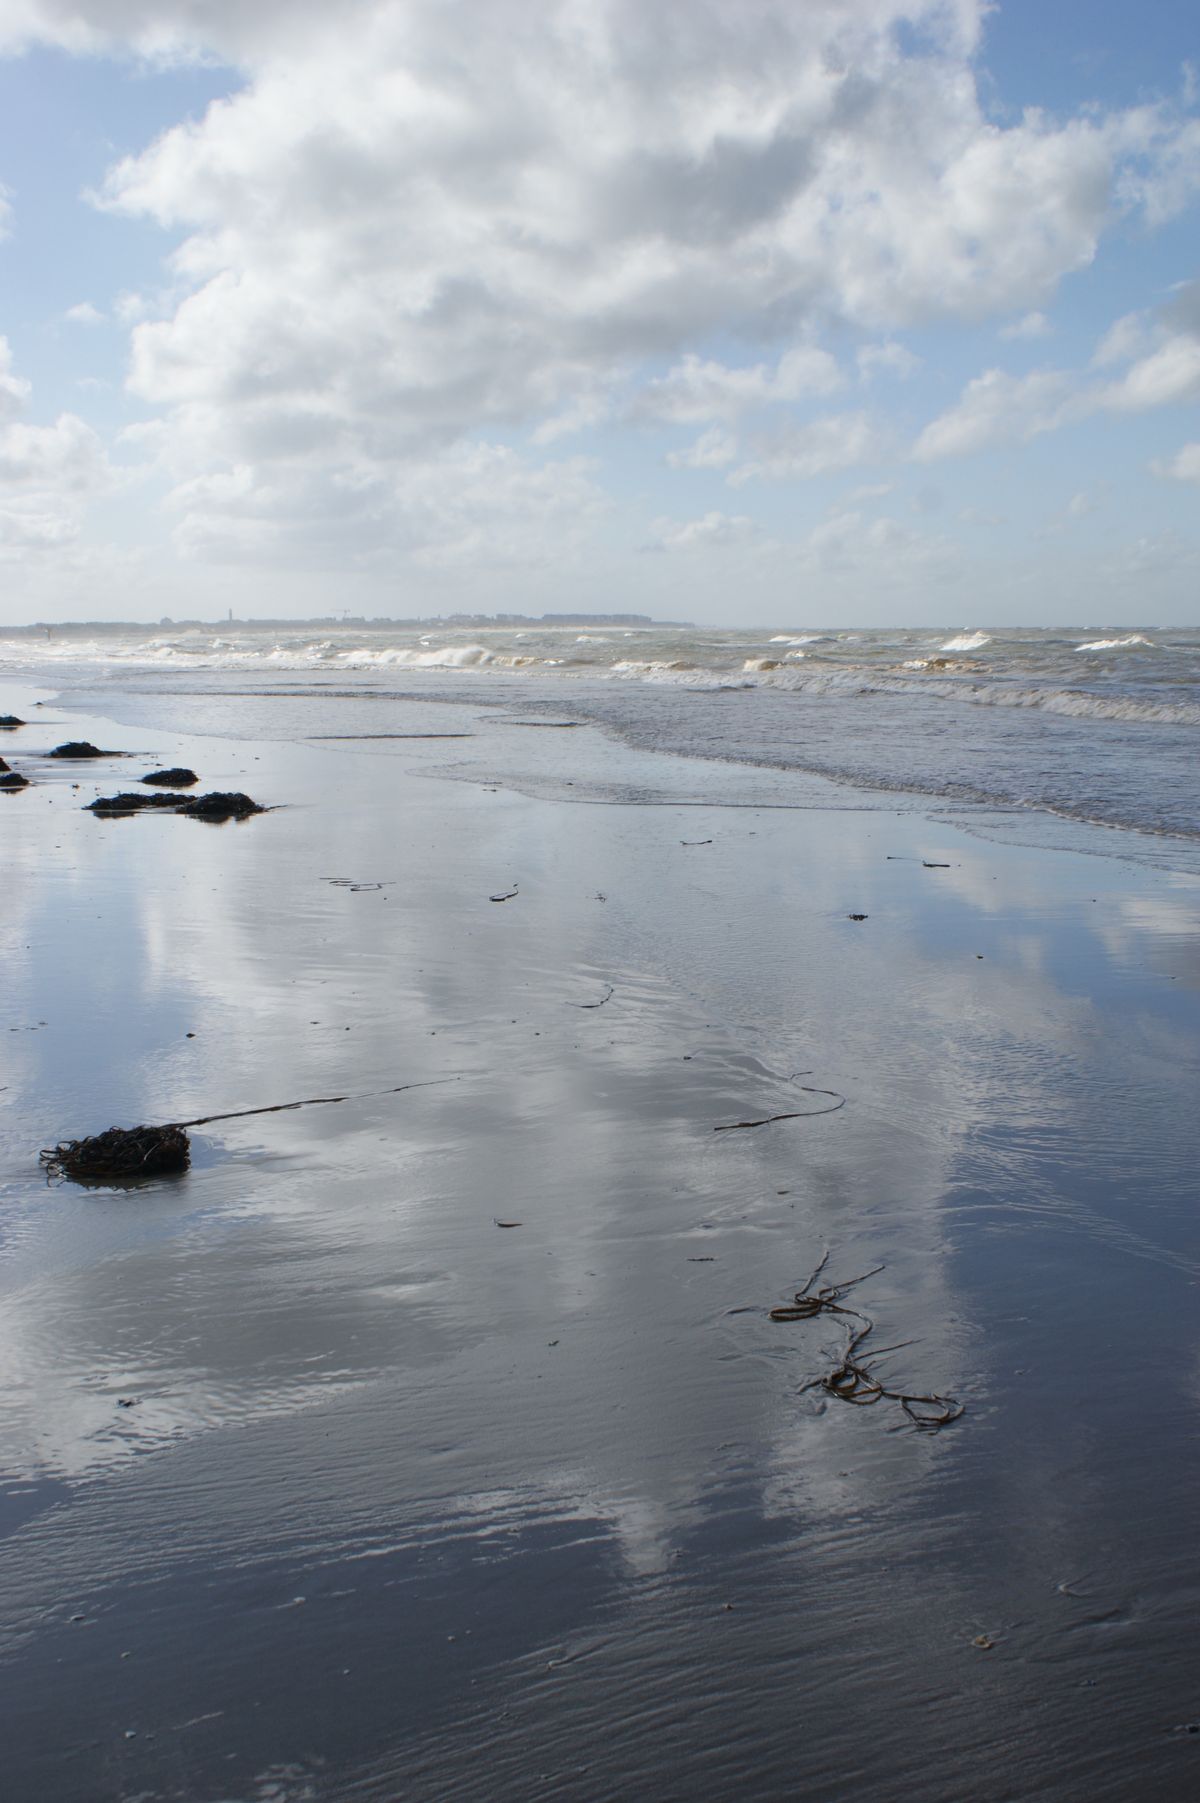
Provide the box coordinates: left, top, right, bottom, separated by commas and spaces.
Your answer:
773, 1255, 963, 1432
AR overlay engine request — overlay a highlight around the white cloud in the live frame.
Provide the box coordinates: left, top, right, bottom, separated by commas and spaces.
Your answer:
915, 316, 1200, 460
1092, 310, 1147, 366
913, 367, 1073, 460
163, 439, 607, 570
639, 347, 842, 423
857, 341, 919, 381
649, 510, 756, 551
0, 414, 115, 552
731, 411, 883, 483
0, 335, 31, 419
2, 1, 1199, 583
0, 335, 121, 554
666, 426, 738, 469
799, 508, 954, 582
999, 310, 1051, 340
1154, 442, 1200, 485
1099, 334, 1200, 411
59, 7, 1200, 520
1113, 111, 1200, 225
63, 300, 105, 325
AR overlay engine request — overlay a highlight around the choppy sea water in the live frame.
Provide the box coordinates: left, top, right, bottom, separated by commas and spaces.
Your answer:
4, 622, 1198, 859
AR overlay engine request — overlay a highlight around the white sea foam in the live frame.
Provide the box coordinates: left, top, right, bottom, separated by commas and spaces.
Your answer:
939, 631, 991, 652
932, 681, 1200, 726
768, 634, 820, 645
1075, 634, 1155, 651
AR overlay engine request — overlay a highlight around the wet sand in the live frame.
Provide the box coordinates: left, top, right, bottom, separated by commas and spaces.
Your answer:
2, 676, 1199, 1801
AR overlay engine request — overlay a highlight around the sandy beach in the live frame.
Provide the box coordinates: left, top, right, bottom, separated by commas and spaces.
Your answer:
2, 671, 1199, 1801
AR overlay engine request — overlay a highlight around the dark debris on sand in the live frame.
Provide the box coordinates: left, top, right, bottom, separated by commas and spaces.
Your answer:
0, 714, 24, 728
88, 789, 266, 820
1, 770, 30, 790
41, 1124, 191, 1183
141, 767, 199, 786
88, 791, 192, 815
49, 741, 112, 759
180, 791, 265, 820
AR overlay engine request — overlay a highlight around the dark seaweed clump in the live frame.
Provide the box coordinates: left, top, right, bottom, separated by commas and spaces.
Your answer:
141, 767, 199, 786
1, 770, 30, 790
87, 789, 265, 820
41, 1124, 191, 1182
0, 714, 24, 728
87, 791, 192, 814
49, 741, 109, 759
179, 791, 265, 820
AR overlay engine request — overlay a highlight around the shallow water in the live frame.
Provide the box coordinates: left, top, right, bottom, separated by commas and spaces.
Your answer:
1, 674, 1199, 1800
4, 620, 1200, 855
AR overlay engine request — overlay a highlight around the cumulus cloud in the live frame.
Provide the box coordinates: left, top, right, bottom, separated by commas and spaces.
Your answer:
915, 306, 1200, 459
2, 0, 1199, 576
0, 336, 31, 418
1099, 334, 1200, 410
731, 411, 884, 482
999, 310, 1051, 340
799, 508, 955, 584
857, 341, 919, 381
63, 300, 105, 324
665, 426, 738, 470
638, 347, 842, 423
648, 509, 757, 551
1154, 442, 1200, 485
0, 338, 116, 553
164, 439, 606, 569
913, 367, 1074, 459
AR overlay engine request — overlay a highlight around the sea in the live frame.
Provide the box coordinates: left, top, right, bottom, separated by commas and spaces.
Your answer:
3, 620, 1199, 869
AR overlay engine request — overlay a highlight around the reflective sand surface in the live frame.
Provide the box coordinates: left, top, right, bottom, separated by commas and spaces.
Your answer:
1, 679, 1198, 1800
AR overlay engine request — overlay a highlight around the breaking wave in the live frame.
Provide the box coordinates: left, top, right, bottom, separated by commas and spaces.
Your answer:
1075, 635, 1156, 651
939, 631, 991, 652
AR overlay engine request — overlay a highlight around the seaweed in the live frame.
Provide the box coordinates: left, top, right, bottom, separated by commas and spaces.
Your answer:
40, 1077, 458, 1186
1, 771, 30, 790
49, 742, 111, 759
86, 789, 265, 820
88, 791, 192, 814
41, 1124, 190, 1182
0, 714, 26, 728
771, 1255, 964, 1432
178, 791, 264, 820
141, 768, 199, 787
714, 1084, 845, 1131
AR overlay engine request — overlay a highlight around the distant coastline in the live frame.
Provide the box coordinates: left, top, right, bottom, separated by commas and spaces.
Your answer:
5, 612, 695, 634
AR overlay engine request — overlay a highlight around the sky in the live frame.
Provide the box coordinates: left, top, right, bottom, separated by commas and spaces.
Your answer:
0, 0, 1198, 628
